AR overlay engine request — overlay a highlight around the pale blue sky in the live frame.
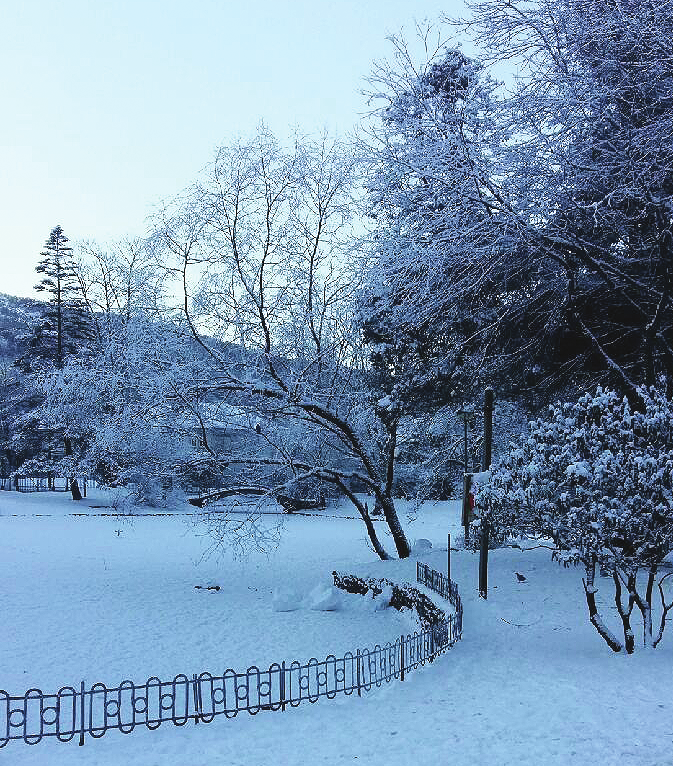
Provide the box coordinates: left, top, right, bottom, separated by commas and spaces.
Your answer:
1, 0, 465, 297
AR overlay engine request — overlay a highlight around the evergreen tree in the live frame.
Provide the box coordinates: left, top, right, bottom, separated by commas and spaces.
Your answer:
360, 43, 511, 411
361, 2, 673, 403
25, 226, 92, 369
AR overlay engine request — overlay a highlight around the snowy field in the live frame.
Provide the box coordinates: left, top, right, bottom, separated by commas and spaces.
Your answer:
1, 490, 672, 766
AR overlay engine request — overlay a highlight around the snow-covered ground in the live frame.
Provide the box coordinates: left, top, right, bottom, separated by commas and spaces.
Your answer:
1, 490, 671, 766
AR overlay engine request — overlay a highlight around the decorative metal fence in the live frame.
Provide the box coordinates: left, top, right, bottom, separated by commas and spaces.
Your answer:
0, 477, 90, 494
1, 562, 462, 747
416, 561, 463, 613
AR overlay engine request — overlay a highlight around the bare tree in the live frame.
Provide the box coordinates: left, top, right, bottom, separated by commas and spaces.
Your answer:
74, 238, 162, 348
151, 127, 411, 559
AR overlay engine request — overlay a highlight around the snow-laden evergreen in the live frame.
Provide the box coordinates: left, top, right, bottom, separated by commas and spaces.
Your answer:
474, 386, 673, 651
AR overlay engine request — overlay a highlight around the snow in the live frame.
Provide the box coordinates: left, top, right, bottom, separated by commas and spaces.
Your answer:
271, 587, 302, 612
410, 537, 432, 554
305, 583, 343, 611
566, 460, 592, 479
1, 491, 672, 766
372, 584, 394, 611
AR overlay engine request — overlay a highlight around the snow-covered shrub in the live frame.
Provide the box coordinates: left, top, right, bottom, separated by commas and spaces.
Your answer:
12, 455, 55, 479
475, 387, 673, 653
123, 473, 185, 509
332, 571, 446, 626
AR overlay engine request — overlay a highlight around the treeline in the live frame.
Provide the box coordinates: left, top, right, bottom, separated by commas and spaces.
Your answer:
2, 0, 672, 562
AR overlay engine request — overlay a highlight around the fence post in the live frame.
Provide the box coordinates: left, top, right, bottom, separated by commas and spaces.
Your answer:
356, 650, 361, 697
400, 635, 405, 682
192, 674, 200, 724
280, 661, 286, 712
78, 681, 86, 746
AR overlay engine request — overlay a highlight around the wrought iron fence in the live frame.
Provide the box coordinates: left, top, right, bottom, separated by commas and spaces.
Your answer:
416, 561, 463, 617
0, 477, 91, 494
1, 562, 461, 747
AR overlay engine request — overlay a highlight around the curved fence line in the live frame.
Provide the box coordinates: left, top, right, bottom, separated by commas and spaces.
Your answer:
0, 561, 461, 747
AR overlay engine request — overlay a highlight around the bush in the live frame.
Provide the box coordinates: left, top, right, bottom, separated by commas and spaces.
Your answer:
475, 386, 673, 652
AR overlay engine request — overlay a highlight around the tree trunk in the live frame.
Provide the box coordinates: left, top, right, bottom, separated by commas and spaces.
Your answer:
337, 482, 391, 560
612, 570, 635, 654
645, 566, 656, 647
70, 478, 82, 501
628, 566, 658, 648
380, 495, 410, 558
653, 573, 673, 648
583, 561, 623, 652
361, 507, 391, 561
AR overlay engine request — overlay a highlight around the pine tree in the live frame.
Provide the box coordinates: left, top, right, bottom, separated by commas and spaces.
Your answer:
360, 43, 508, 412
27, 226, 92, 369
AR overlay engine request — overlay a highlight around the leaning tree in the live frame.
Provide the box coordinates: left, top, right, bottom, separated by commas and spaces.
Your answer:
149, 127, 412, 559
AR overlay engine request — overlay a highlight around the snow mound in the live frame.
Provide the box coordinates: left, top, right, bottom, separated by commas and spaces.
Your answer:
272, 587, 303, 612
411, 538, 432, 554
371, 584, 393, 612
305, 583, 343, 611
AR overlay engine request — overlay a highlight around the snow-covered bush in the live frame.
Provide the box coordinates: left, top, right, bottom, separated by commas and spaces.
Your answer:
332, 571, 446, 627
475, 387, 673, 653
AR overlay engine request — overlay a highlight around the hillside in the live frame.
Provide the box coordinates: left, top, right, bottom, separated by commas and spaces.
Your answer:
0, 292, 44, 363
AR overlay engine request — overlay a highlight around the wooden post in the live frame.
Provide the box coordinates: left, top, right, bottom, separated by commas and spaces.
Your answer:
482, 388, 495, 472
400, 635, 405, 681
479, 518, 489, 599
447, 533, 451, 582
463, 415, 468, 473
462, 473, 473, 546
280, 661, 286, 711
478, 388, 494, 600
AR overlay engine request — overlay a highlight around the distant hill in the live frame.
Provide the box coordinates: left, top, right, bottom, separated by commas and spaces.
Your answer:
0, 293, 44, 364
